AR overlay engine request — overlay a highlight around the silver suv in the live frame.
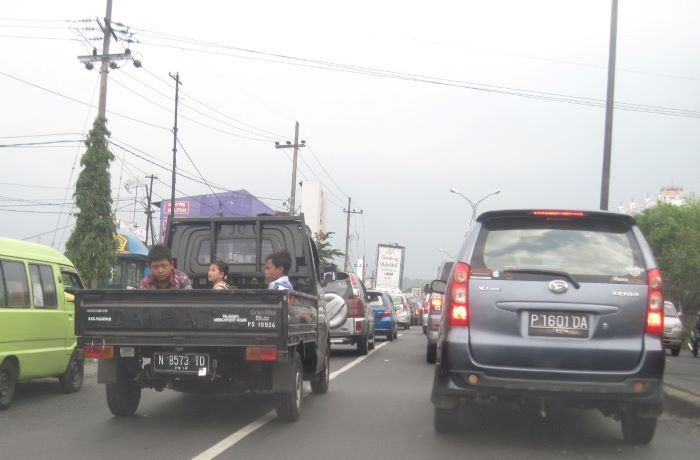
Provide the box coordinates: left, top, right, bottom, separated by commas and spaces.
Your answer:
430, 210, 665, 444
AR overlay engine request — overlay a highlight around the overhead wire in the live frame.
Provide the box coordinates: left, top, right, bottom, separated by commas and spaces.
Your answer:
129, 29, 700, 119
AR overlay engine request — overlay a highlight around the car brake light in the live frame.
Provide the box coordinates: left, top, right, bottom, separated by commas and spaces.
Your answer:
84, 344, 114, 359
532, 210, 585, 217
246, 346, 278, 361
431, 295, 443, 311
645, 268, 664, 335
449, 263, 470, 327
383, 308, 392, 317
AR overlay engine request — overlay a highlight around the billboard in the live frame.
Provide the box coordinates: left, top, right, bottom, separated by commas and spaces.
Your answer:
300, 181, 327, 237
374, 244, 405, 291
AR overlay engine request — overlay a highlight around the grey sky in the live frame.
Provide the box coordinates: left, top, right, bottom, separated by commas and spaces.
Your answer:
1, 0, 698, 279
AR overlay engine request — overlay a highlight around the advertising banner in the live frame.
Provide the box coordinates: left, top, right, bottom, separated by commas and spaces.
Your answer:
374, 244, 405, 291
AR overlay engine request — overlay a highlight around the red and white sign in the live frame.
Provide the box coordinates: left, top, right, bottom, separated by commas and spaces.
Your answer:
165, 201, 191, 215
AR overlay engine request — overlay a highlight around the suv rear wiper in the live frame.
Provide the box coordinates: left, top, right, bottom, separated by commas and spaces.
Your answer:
503, 269, 580, 289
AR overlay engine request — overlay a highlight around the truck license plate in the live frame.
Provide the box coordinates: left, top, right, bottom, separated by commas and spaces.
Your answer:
528, 312, 589, 338
153, 352, 209, 374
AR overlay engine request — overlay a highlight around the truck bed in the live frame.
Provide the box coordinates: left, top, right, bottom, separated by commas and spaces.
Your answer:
76, 289, 319, 348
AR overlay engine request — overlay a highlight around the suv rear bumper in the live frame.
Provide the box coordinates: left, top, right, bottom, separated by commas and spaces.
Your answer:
432, 335, 665, 415
432, 368, 663, 417
330, 318, 368, 344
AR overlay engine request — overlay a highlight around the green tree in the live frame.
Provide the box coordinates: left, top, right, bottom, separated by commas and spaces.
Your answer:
636, 200, 700, 311
65, 118, 117, 288
313, 231, 343, 270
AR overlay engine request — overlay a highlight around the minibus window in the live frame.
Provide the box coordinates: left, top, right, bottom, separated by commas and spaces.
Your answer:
2, 261, 29, 308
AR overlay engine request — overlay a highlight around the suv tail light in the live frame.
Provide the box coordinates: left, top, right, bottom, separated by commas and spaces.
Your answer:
430, 294, 443, 312
449, 263, 470, 327
645, 268, 664, 335
347, 297, 365, 317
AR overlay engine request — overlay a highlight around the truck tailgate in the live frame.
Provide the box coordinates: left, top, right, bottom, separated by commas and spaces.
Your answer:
76, 289, 318, 347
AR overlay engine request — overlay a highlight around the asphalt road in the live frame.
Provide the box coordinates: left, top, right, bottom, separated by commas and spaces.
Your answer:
664, 351, 700, 395
1, 329, 699, 460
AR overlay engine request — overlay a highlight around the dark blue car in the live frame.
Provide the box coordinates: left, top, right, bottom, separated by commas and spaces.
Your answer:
367, 290, 397, 341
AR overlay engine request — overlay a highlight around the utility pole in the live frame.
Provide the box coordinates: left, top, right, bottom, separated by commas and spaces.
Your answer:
77, 0, 141, 117
169, 72, 182, 228
275, 122, 306, 215
343, 197, 363, 271
600, 0, 618, 211
97, 0, 113, 120
144, 174, 157, 246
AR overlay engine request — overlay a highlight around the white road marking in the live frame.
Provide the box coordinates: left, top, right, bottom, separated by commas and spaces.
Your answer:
192, 340, 391, 460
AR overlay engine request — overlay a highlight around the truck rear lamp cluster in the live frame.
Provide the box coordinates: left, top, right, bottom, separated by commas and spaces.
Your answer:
245, 346, 278, 361
449, 263, 470, 327
84, 344, 114, 359
645, 268, 664, 335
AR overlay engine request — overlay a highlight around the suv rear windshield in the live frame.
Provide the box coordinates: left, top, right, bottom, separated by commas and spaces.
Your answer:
473, 216, 646, 283
324, 279, 351, 299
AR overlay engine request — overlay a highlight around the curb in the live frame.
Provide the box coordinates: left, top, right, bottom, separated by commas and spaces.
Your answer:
663, 383, 700, 418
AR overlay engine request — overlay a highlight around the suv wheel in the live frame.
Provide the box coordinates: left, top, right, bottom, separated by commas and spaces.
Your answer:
368, 331, 376, 350
670, 346, 680, 357
434, 406, 458, 433
357, 334, 369, 355
621, 412, 657, 444
426, 344, 437, 364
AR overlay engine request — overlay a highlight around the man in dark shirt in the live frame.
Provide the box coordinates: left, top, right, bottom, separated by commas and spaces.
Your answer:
139, 244, 192, 289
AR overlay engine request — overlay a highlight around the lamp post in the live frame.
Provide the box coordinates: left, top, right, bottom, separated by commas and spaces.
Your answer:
449, 187, 501, 230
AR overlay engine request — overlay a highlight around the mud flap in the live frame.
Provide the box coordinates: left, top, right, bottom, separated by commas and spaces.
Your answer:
97, 359, 117, 384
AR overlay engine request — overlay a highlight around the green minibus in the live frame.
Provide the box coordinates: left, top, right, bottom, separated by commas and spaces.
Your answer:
0, 237, 85, 410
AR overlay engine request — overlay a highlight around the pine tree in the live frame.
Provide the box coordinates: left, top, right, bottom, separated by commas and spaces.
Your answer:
65, 118, 117, 288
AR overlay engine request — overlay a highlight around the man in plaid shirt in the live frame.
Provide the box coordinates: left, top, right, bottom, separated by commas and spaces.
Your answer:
139, 244, 192, 290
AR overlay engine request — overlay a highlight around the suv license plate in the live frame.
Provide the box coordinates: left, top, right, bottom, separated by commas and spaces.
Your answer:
528, 312, 589, 338
153, 353, 209, 374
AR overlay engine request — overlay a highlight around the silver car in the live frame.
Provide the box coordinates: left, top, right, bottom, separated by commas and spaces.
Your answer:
390, 293, 411, 330
663, 301, 683, 356
431, 210, 665, 444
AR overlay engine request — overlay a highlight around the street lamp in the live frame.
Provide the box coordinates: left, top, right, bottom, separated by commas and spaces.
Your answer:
438, 248, 455, 260
449, 187, 501, 230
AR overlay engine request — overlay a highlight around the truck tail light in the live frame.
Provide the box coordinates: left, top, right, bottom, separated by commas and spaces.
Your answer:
246, 346, 278, 361
383, 308, 392, 317
449, 263, 470, 327
645, 268, 664, 335
84, 344, 114, 359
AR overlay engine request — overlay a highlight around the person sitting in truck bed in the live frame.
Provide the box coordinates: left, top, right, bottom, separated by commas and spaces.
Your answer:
208, 260, 230, 290
139, 244, 192, 289
265, 250, 293, 290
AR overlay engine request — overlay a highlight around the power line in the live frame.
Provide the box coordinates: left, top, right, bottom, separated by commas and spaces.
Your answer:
0, 70, 171, 131
0, 139, 83, 147
130, 31, 700, 119
0, 132, 82, 139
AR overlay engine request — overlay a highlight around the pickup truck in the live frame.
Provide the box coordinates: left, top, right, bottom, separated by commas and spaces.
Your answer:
76, 216, 330, 421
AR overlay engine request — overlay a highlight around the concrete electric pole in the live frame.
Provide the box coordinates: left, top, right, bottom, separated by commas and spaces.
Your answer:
343, 197, 363, 272
77, 0, 140, 118
599, 0, 619, 211
275, 122, 306, 215
168, 72, 182, 228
